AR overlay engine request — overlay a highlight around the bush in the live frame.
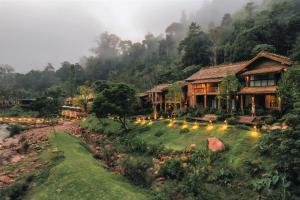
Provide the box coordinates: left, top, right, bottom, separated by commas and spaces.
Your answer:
216, 109, 230, 121
236, 124, 251, 130
154, 130, 164, 137
208, 168, 234, 186
281, 113, 299, 128
152, 180, 184, 200
160, 159, 186, 180
180, 128, 190, 134
263, 115, 277, 125
7, 124, 24, 137
226, 117, 237, 125
243, 160, 264, 177
183, 172, 205, 198
121, 156, 154, 187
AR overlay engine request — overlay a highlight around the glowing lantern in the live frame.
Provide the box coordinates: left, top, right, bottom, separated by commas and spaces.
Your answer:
250, 125, 261, 138
148, 120, 153, 126
191, 122, 199, 130
181, 121, 188, 129
206, 120, 214, 131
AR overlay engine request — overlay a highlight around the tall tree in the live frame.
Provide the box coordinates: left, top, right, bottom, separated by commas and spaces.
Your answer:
178, 22, 212, 67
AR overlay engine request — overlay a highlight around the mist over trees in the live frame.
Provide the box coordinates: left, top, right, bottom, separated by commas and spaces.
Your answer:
1, 0, 300, 100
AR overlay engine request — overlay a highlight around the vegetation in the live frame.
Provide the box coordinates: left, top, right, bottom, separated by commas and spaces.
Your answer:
93, 83, 137, 130
24, 132, 149, 200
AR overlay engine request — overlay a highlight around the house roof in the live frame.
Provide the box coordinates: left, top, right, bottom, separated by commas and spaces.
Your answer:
146, 83, 171, 93
240, 66, 287, 76
238, 86, 277, 94
245, 51, 292, 67
186, 61, 248, 81
186, 51, 292, 82
192, 78, 223, 84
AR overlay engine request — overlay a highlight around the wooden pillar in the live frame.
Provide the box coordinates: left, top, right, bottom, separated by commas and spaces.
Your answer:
278, 96, 281, 112
193, 94, 196, 108
204, 84, 207, 109
251, 96, 255, 116
240, 95, 244, 114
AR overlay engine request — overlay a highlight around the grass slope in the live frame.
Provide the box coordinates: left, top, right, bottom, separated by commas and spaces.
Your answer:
25, 132, 149, 200
81, 118, 271, 172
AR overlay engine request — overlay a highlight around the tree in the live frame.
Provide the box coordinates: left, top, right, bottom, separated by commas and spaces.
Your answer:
219, 75, 240, 113
252, 44, 276, 55
78, 85, 94, 112
93, 83, 137, 130
166, 82, 183, 114
178, 22, 212, 66
277, 69, 299, 113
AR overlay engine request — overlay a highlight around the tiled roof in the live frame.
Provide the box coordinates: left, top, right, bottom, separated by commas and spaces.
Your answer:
241, 66, 287, 76
146, 83, 171, 93
186, 61, 248, 81
245, 51, 292, 67
192, 78, 223, 84
238, 86, 277, 94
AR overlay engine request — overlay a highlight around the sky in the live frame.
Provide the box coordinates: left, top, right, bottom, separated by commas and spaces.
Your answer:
0, 0, 205, 72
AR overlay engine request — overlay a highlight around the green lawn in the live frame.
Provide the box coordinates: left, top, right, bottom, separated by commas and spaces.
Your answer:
134, 120, 263, 170
25, 132, 149, 200
81, 117, 270, 172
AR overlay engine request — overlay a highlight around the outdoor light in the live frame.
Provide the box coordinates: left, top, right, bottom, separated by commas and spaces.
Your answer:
135, 118, 141, 124
181, 121, 188, 129
206, 120, 214, 131
148, 120, 153, 126
221, 120, 228, 131
192, 122, 199, 130
159, 116, 164, 120
250, 125, 260, 138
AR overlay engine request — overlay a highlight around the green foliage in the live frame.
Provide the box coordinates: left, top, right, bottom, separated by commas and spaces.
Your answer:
160, 159, 186, 180
93, 83, 137, 130
178, 22, 212, 66
226, 116, 237, 125
154, 130, 164, 137
121, 156, 154, 188
219, 75, 240, 113
277, 71, 298, 113
7, 124, 24, 137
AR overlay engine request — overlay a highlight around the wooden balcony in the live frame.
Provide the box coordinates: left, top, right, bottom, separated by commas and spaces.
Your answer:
194, 87, 219, 94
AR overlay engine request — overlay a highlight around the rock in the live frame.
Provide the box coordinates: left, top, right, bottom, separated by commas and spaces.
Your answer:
0, 176, 13, 185
10, 155, 24, 163
208, 137, 225, 152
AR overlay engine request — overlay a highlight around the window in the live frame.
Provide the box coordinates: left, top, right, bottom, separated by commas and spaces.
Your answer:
250, 74, 276, 87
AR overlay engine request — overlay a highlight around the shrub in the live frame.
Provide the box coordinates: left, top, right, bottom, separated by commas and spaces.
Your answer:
152, 180, 184, 200
236, 124, 251, 131
209, 168, 234, 186
180, 128, 190, 134
263, 115, 277, 125
216, 109, 230, 121
121, 156, 154, 187
7, 124, 24, 137
226, 117, 237, 125
154, 130, 164, 137
243, 160, 264, 177
183, 172, 205, 198
281, 113, 299, 128
160, 159, 186, 180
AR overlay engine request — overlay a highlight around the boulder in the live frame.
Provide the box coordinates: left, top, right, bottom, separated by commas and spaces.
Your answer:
208, 137, 225, 152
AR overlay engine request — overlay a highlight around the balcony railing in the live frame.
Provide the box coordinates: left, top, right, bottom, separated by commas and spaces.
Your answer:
194, 87, 219, 94
207, 87, 219, 93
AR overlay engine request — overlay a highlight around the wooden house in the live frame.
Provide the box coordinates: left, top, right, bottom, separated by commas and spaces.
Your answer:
186, 51, 292, 115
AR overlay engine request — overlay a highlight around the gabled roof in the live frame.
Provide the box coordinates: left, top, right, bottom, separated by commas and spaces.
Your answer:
245, 51, 292, 67
241, 66, 287, 76
186, 51, 292, 82
146, 83, 171, 93
186, 61, 248, 81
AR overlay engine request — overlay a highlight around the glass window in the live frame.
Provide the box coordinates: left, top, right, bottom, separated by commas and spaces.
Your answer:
268, 80, 275, 86
261, 80, 268, 86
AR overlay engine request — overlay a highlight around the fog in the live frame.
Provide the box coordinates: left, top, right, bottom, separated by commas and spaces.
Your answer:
0, 0, 262, 72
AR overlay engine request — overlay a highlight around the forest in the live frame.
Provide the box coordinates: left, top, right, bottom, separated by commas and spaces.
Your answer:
0, 0, 299, 100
